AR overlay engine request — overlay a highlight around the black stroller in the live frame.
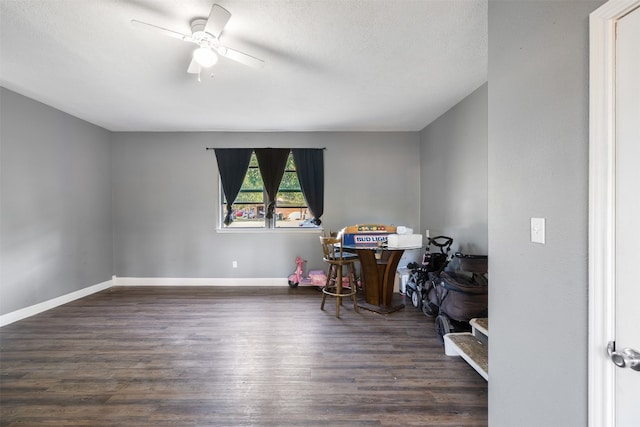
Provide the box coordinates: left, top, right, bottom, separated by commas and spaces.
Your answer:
405, 236, 454, 313
429, 253, 488, 343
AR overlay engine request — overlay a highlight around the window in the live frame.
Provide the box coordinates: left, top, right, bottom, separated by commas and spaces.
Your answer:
221, 151, 318, 229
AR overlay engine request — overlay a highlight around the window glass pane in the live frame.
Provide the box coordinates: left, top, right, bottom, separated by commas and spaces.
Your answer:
276, 171, 301, 199
242, 163, 263, 191
223, 202, 265, 227
284, 155, 296, 170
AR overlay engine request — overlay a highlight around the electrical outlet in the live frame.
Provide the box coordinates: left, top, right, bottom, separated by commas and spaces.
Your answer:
232, 261, 238, 268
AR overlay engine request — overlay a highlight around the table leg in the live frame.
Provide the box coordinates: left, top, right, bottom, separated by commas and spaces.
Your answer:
382, 250, 404, 306
356, 249, 380, 305
356, 249, 405, 314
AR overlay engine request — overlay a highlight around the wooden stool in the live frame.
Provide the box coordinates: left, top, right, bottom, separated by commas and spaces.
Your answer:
319, 236, 359, 317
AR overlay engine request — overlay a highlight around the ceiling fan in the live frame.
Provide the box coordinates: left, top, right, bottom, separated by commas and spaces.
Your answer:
131, 4, 264, 79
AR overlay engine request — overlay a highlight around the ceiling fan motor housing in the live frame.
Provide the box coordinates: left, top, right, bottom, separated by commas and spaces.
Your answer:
190, 18, 216, 43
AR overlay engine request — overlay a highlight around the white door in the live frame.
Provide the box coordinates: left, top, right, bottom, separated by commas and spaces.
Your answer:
589, 1, 640, 426
613, 6, 640, 426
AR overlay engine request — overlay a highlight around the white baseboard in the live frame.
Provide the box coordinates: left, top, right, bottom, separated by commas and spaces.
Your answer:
1, 277, 289, 327
112, 276, 288, 287
0, 279, 113, 327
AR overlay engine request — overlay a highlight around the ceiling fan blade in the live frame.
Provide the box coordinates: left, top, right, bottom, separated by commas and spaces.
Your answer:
204, 4, 231, 39
218, 46, 264, 69
131, 20, 194, 43
187, 57, 201, 74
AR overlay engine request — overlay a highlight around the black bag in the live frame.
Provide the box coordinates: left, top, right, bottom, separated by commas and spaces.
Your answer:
435, 270, 488, 322
422, 251, 448, 272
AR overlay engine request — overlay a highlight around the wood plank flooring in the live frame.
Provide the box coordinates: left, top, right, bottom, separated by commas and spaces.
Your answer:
0, 286, 487, 426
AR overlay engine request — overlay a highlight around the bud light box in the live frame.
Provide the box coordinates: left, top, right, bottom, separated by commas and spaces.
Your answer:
348, 234, 388, 246
342, 225, 391, 246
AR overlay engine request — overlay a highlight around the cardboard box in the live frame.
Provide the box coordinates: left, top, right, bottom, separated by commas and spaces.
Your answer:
387, 234, 423, 248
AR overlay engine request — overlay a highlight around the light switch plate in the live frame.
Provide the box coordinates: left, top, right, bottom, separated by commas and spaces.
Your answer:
531, 217, 545, 244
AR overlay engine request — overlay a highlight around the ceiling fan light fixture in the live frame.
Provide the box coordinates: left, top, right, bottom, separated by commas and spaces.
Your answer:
193, 46, 218, 67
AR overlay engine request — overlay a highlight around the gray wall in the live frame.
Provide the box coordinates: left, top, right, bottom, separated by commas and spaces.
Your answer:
0, 88, 113, 315
420, 83, 488, 255
111, 132, 421, 278
488, 1, 602, 426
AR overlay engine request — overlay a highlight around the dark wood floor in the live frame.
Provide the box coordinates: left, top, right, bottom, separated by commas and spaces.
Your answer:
0, 286, 487, 426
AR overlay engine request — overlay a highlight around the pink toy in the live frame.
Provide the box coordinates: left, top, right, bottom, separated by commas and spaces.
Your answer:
309, 270, 328, 286
288, 256, 307, 287
288, 256, 327, 288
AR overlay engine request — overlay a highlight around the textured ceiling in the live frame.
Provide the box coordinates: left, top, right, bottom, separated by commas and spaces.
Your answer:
0, 0, 487, 132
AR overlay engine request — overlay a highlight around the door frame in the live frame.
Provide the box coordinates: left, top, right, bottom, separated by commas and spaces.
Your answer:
589, 1, 640, 426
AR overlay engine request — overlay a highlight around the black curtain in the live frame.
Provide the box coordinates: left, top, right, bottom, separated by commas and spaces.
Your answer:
291, 148, 324, 225
255, 148, 290, 219
214, 148, 253, 226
